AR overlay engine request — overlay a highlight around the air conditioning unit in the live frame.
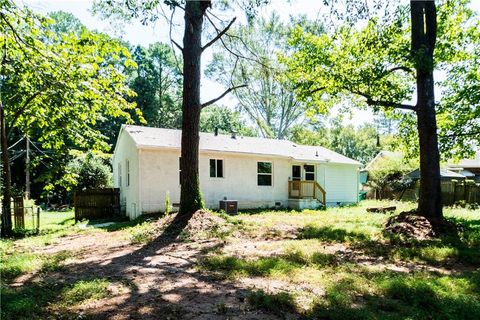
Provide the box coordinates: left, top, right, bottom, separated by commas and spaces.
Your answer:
219, 200, 238, 215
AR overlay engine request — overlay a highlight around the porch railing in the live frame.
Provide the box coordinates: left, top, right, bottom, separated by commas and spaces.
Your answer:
288, 180, 326, 205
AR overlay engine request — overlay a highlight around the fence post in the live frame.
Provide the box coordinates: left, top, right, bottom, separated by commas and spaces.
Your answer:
452, 180, 457, 204
36, 207, 40, 232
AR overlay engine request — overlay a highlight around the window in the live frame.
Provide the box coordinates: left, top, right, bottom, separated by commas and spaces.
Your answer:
118, 163, 122, 187
305, 165, 315, 181
126, 159, 130, 187
210, 159, 224, 178
257, 161, 272, 186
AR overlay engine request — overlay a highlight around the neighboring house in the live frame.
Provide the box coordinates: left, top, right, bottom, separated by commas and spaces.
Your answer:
113, 125, 362, 219
447, 152, 480, 183
364, 150, 403, 171
405, 168, 467, 182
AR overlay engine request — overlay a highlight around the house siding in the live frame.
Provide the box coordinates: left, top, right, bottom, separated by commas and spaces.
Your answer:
112, 131, 141, 219
324, 163, 359, 205
138, 149, 291, 214
113, 135, 360, 219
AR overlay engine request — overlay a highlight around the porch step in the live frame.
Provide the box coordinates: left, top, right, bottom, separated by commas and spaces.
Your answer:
288, 198, 324, 210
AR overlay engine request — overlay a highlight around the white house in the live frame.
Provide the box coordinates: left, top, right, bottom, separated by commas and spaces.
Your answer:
113, 125, 362, 219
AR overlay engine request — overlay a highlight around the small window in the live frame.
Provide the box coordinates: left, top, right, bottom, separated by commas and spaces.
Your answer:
118, 163, 122, 187
257, 161, 272, 186
210, 159, 224, 178
126, 159, 130, 187
305, 165, 315, 181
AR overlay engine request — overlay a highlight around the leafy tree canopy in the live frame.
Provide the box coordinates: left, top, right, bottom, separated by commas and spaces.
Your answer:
206, 13, 315, 139
283, 0, 480, 159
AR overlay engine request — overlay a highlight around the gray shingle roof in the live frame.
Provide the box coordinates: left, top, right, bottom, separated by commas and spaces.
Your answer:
122, 125, 362, 166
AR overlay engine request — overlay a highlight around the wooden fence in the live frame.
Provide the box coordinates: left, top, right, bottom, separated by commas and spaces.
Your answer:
13, 197, 25, 229
74, 188, 121, 222
400, 180, 480, 206
441, 180, 480, 206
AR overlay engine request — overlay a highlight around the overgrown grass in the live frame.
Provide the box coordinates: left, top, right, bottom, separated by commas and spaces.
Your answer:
1, 278, 112, 320
202, 201, 480, 319
61, 278, 111, 305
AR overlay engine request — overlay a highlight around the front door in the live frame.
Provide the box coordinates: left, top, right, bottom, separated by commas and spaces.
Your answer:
291, 165, 301, 194
292, 165, 301, 180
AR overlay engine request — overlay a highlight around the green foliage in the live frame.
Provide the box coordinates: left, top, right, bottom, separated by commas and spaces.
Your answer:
206, 13, 308, 139
129, 43, 182, 128
298, 224, 370, 242
367, 153, 417, 199
1, 2, 138, 203
61, 279, 111, 305
247, 290, 297, 315
200, 105, 256, 136
283, 0, 480, 159
164, 191, 172, 214
57, 152, 112, 192
290, 119, 387, 164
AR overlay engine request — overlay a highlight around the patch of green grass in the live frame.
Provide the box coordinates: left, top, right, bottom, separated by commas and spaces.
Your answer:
200, 255, 299, 278
247, 290, 298, 315
1, 278, 112, 320
40, 250, 75, 273
61, 279, 111, 305
298, 224, 371, 242
1, 248, 75, 282
101, 213, 162, 232
127, 220, 159, 244
0, 251, 43, 280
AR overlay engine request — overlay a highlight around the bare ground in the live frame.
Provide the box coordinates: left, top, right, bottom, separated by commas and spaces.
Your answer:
6, 211, 473, 319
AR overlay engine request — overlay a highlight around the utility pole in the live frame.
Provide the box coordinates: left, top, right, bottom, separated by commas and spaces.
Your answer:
25, 135, 30, 200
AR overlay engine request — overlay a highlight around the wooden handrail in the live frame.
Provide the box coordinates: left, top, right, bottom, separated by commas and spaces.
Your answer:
288, 180, 326, 205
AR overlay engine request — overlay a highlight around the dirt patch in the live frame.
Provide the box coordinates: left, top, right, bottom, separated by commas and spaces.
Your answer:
384, 211, 436, 240
183, 210, 226, 238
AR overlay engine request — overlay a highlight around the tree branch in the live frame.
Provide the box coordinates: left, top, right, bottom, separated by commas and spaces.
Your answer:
365, 98, 417, 111
7, 91, 43, 135
201, 84, 247, 108
202, 17, 236, 52
171, 39, 183, 52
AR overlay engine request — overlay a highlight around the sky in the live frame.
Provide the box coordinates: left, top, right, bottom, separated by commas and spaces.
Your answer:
20, 0, 480, 127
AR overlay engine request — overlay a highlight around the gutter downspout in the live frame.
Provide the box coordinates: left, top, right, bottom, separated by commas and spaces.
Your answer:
137, 148, 142, 218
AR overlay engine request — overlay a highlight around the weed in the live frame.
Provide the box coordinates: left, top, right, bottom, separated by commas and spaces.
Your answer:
61, 279, 111, 305
247, 290, 297, 315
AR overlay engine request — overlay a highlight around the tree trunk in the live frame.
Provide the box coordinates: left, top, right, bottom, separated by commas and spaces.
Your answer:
0, 102, 13, 237
178, 1, 211, 218
411, 1, 442, 220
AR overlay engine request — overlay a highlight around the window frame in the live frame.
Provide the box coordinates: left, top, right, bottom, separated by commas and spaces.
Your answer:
118, 163, 122, 187
304, 164, 315, 181
209, 158, 224, 178
126, 159, 130, 187
257, 161, 273, 186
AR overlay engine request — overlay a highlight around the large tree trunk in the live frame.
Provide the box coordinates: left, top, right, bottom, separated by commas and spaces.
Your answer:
411, 1, 442, 220
0, 102, 13, 237
178, 1, 211, 218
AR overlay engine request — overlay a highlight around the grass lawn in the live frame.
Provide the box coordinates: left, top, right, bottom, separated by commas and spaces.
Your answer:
1, 201, 479, 319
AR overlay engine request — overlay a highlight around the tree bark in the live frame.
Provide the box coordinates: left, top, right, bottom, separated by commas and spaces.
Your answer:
0, 102, 13, 237
178, 1, 211, 218
411, 0, 442, 220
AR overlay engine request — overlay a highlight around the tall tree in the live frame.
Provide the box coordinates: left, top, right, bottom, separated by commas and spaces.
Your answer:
93, 0, 264, 220
0, 2, 136, 236
411, 0, 441, 220
200, 105, 256, 136
206, 13, 311, 139
130, 43, 182, 128
285, 0, 478, 223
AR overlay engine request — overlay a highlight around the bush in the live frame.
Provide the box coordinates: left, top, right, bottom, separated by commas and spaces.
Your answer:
60, 152, 112, 192
367, 154, 417, 199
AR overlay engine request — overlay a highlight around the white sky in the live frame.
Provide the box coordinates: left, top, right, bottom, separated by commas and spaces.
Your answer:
21, 0, 480, 128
